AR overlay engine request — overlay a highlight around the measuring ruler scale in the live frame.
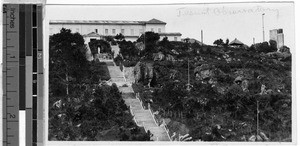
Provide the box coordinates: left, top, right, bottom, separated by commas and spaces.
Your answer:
2, 4, 44, 146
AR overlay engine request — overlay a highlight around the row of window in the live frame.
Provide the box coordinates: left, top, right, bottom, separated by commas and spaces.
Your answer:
50, 27, 162, 35
90, 28, 162, 35
99, 28, 138, 36
151, 28, 162, 33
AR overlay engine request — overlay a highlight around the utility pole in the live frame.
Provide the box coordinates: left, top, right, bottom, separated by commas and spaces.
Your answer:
187, 58, 191, 92
144, 31, 146, 50
262, 13, 265, 42
256, 99, 259, 139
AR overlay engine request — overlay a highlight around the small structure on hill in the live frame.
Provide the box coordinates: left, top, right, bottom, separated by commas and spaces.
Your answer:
83, 32, 102, 44
229, 38, 244, 47
181, 38, 205, 46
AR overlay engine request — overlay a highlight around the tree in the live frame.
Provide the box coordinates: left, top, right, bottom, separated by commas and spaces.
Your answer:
213, 39, 225, 46
158, 37, 174, 54
249, 41, 276, 53
103, 35, 116, 45
191, 42, 202, 54
137, 31, 160, 59
279, 45, 291, 54
119, 40, 139, 60
49, 28, 89, 95
115, 33, 125, 41
183, 38, 190, 43
269, 40, 278, 52
225, 38, 229, 46
88, 39, 112, 60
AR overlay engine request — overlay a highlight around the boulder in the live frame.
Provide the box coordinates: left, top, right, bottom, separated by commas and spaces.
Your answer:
167, 120, 190, 140
241, 80, 249, 92
153, 52, 165, 61
133, 62, 154, 86
265, 52, 291, 61
166, 54, 175, 61
194, 64, 213, 81
216, 86, 227, 94
123, 67, 135, 83
234, 76, 243, 84
198, 70, 212, 81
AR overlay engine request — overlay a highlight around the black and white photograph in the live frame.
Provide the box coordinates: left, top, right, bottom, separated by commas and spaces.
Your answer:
46, 1, 294, 143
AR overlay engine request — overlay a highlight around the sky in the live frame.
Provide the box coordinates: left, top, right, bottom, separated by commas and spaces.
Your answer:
45, 1, 295, 50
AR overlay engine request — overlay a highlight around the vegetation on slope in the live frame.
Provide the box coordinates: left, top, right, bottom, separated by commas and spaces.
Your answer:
49, 28, 151, 141
120, 32, 291, 141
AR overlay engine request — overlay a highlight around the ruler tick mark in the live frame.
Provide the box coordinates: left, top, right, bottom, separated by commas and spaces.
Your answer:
7, 120, 18, 122
7, 31, 17, 33
7, 91, 17, 92
5, 46, 14, 48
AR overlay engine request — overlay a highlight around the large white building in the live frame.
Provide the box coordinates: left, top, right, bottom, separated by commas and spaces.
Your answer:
49, 18, 182, 43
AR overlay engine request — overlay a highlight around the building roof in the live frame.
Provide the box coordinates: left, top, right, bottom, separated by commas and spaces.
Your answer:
83, 32, 139, 38
182, 38, 206, 45
229, 38, 244, 45
145, 18, 166, 24
50, 20, 145, 25
158, 32, 182, 36
83, 32, 101, 37
50, 18, 166, 25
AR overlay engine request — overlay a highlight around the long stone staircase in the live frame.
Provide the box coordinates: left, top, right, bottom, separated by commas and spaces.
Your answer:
106, 61, 170, 141
107, 63, 128, 86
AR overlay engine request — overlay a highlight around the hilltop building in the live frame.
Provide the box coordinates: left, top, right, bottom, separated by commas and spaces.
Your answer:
181, 38, 206, 46
229, 38, 244, 47
49, 18, 181, 43
269, 29, 284, 49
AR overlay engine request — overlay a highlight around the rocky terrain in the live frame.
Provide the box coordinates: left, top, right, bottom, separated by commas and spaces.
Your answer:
125, 40, 291, 141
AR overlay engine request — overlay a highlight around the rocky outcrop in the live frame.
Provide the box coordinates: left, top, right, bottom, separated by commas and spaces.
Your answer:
153, 52, 165, 61
166, 54, 175, 61
265, 52, 291, 61
167, 120, 190, 141
124, 67, 135, 83
279, 46, 291, 54
194, 64, 213, 81
85, 44, 94, 61
133, 62, 155, 86
194, 64, 225, 83
241, 80, 249, 92
153, 52, 175, 62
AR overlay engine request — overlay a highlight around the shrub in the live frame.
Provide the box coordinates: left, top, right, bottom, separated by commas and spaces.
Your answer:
123, 60, 138, 67
249, 41, 277, 53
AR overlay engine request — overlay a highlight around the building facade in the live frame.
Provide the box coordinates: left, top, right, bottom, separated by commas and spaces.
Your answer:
49, 18, 181, 42
269, 29, 284, 49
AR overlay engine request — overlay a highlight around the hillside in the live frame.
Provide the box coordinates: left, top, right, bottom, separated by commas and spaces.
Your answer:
49, 29, 152, 141
121, 38, 292, 141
